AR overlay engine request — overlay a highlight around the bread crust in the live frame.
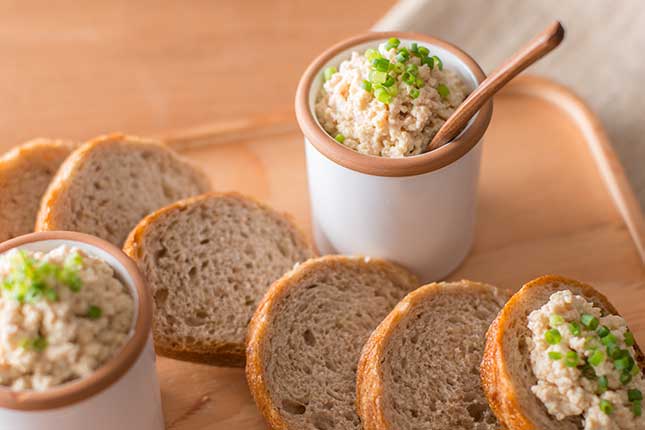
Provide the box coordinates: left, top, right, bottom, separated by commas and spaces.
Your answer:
356, 280, 508, 430
481, 275, 645, 430
34, 132, 211, 234
123, 191, 316, 368
245, 255, 419, 430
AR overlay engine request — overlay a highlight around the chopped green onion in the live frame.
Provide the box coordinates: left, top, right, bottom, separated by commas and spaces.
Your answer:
410, 42, 419, 54
396, 48, 410, 63
384, 37, 401, 50
581, 314, 599, 330
44, 288, 58, 302
369, 70, 388, 84
372, 58, 390, 72
361, 80, 372, 92
418, 46, 430, 57
564, 351, 579, 367
422, 56, 435, 69
382, 75, 396, 87
87, 305, 102, 319
585, 337, 599, 350
597, 326, 611, 338
406, 63, 418, 75
625, 331, 635, 346
415, 77, 425, 88
607, 344, 621, 359
550, 314, 565, 327
589, 350, 606, 366
600, 399, 614, 415
432, 55, 443, 70
548, 351, 563, 360
581, 362, 597, 379
374, 87, 392, 104
629, 389, 643, 401
598, 375, 608, 394
621, 371, 633, 385
365, 49, 381, 61
569, 322, 582, 337
602, 333, 618, 347
392, 62, 405, 74
20, 336, 48, 352
436, 83, 450, 99
633, 401, 642, 417
386, 84, 398, 97
409, 88, 420, 99
615, 354, 635, 371
545, 329, 562, 345
631, 364, 641, 376
323, 67, 337, 82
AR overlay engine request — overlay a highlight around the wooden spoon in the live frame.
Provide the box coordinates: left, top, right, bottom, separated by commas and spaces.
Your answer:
427, 21, 565, 151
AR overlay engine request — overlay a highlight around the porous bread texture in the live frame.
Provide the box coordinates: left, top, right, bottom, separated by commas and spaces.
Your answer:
246, 256, 419, 430
124, 192, 315, 367
357, 280, 509, 430
481, 275, 645, 430
35, 133, 211, 246
0, 138, 76, 242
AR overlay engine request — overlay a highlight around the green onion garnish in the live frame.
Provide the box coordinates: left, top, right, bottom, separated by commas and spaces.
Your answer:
418, 46, 430, 57
569, 322, 581, 337
607, 344, 621, 359
589, 349, 606, 366
615, 354, 635, 371
382, 75, 395, 87
409, 88, 420, 99
432, 55, 443, 70
365, 49, 381, 61
597, 325, 610, 338
372, 58, 390, 72
410, 42, 419, 54
629, 389, 643, 402
436, 83, 450, 99
402, 72, 416, 85
87, 305, 102, 320
550, 314, 565, 327
20, 336, 48, 352
625, 331, 635, 346
415, 77, 425, 88
406, 63, 418, 75
361, 80, 372, 92
385, 37, 401, 50
334, 134, 345, 143
564, 351, 579, 367
602, 333, 618, 347
392, 62, 405, 74
396, 49, 410, 63
374, 87, 392, 104
633, 401, 642, 417
598, 375, 608, 394
323, 66, 337, 82
545, 329, 562, 345
621, 371, 633, 385
581, 314, 599, 330
581, 362, 597, 379
548, 351, 563, 360
422, 56, 435, 69
600, 399, 614, 415
369, 70, 388, 84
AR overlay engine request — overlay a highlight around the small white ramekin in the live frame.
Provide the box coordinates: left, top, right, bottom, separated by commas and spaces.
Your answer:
295, 32, 493, 282
0, 231, 164, 430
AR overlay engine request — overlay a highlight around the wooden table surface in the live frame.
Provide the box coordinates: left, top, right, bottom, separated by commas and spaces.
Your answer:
0, 0, 394, 151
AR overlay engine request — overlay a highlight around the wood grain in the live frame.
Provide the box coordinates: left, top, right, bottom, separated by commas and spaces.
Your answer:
428, 21, 564, 150
159, 76, 645, 429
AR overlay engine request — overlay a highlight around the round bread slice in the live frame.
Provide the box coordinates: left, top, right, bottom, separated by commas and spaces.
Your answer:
0, 138, 76, 243
481, 275, 645, 430
124, 192, 316, 367
246, 256, 419, 430
35, 133, 211, 246
356, 280, 509, 430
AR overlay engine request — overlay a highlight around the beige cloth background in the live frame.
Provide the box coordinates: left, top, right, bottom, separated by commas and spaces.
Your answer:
375, 0, 645, 211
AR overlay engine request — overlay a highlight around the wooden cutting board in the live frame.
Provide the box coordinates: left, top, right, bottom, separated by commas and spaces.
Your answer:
157, 75, 645, 429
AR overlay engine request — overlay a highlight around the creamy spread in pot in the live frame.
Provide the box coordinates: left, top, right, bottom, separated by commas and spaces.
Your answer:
0, 246, 134, 391
528, 290, 645, 430
315, 38, 469, 157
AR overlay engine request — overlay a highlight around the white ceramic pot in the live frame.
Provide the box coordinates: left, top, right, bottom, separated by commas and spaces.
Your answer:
295, 32, 493, 282
0, 232, 164, 430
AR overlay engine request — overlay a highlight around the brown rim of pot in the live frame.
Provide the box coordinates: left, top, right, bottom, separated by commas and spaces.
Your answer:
0, 231, 152, 411
295, 31, 493, 177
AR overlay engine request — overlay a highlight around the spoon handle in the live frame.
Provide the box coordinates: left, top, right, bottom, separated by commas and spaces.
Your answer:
428, 21, 565, 151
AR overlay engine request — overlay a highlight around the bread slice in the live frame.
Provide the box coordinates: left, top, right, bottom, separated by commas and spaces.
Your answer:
0, 138, 76, 242
246, 256, 418, 430
35, 133, 211, 246
123, 192, 315, 367
481, 275, 645, 430
356, 280, 509, 430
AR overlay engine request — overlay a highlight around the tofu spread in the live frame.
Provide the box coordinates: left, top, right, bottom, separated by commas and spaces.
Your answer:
528, 290, 645, 430
0, 246, 134, 391
315, 37, 469, 157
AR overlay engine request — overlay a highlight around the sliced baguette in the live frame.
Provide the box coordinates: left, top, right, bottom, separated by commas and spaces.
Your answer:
246, 256, 419, 430
0, 138, 76, 243
124, 192, 315, 367
481, 275, 645, 430
356, 280, 509, 430
35, 133, 211, 246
